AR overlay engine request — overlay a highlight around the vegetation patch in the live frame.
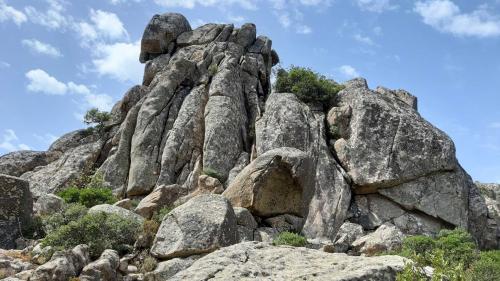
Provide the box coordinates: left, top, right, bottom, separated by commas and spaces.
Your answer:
272, 231, 307, 247
202, 167, 224, 182
84, 108, 111, 134
274, 66, 344, 105
392, 228, 500, 281
42, 212, 140, 259
58, 173, 116, 208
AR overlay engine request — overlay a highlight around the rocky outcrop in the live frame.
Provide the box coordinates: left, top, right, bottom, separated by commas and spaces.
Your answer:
351, 223, 405, 256
169, 242, 407, 280
144, 258, 195, 281
134, 184, 184, 218
0, 174, 32, 249
0, 151, 60, 177
34, 194, 64, 216
79, 249, 120, 281
256, 93, 351, 242
88, 204, 145, 224
476, 182, 500, 248
151, 194, 239, 259
30, 244, 90, 281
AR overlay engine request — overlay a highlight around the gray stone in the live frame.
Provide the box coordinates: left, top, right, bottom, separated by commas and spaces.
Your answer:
140, 13, 191, 63
151, 194, 238, 259
169, 242, 407, 280
0, 151, 60, 177
144, 258, 195, 281
88, 204, 145, 224
233, 207, 257, 229
264, 214, 303, 233
79, 249, 120, 281
0, 249, 35, 279
177, 24, 229, 47
253, 227, 279, 243
350, 194, 405, 230
34, 194, 64, 216
30, 245, 90, 281
113, 199, 133, 210
143, 54, 170, 86
135, 185, 184, 219
0, 175, 32, 249
333, 222, 364, 253
352, 223, 405, 256
223, 147, 314, 217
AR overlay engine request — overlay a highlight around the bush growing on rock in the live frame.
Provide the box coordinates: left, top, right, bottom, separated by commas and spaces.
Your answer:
202, 167, 224, 182
272, 231, 307, 247
393, 228, 500, 280
274, 66, 344, 104
58, 173, 117, 208
42, 203, 88, 234
83, 108, 111, 133
42, 212, 141, 259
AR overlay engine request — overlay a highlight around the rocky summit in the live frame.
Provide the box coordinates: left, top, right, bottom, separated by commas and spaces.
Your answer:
0, 13, 499, 281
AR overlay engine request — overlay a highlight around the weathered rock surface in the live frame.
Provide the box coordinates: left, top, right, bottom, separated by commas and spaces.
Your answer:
88, 204, 145, 224
352, 223, 405, 256
333, 222, 364, 253
151, 194, 238, 259
134, 184, 184, 218
0, 151, 59, 177
30, 244, 90, 281
223, 147, 314, 218
79, 249, 120, 281
0, 249, 35, 279
0, 175, 32, 249
169, 242, 407, 280
144, 258, 195, 281
256, 92, 351, 241
476, 182, 500, 248
34, 194, 64, 216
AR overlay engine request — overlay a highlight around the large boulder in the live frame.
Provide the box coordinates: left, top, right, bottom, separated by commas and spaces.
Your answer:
255, 92, 351, 241
139, 13, 191, 63
144, 258, 195, 281
169, 242, 407, 280
34, 194, 65, 216
351, 223, 405, 256
151, 194, 239, 259
0, 174, 32, 249
0, 150, 60, 177
30, 245, 90, 281
134, 184, 184, 218
88, 204, 145, 225
223, 147, 314, 218
476, 182, 500, 248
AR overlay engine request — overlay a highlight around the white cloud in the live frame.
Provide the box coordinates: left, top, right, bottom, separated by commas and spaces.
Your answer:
26, 69, 68, 95
296, 24, 312, 34
110, 0, 142, 4
0, 129, 30, 152
0, 0, 27, 25
154, 0, 257, 10
353, 34, 375, 45
414, 0, 500, 38
356, 0, 397, 13
25, 0, 70, 30
338, 65, 360, 78
25, 69, 113, 111
22, 39, 62, 58
0, 61, 10, 68
227, 15, 245, 23
91, 41, 142, 83
277, 12, 291, 28
76, 9, 129, 45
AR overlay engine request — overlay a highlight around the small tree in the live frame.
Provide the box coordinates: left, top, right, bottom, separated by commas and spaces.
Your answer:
274, 66, 344, 105
84, 108, 111, 133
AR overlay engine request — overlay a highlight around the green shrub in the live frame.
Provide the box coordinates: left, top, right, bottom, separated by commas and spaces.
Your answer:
274, 66, 344, 104
435, 229, 477, 268
42, 212, 140, 259
21, 215, 45, 239
42, 203, 88, 234
272, 232, 307, 247
202, 168, 223, 182
467, 251, 500, 281
152, 206, 172, 223
208, 64, 218, 77
84, 108, 111, 133
140, 255, 158, 273
58, 187, 116, 208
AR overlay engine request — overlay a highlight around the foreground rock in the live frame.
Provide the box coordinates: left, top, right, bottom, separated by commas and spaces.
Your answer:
0, 174, 32, 249
169, 242, 407, 280
351, 223, 405, 256
79, 249, 120, 281
151, 194, 239, 259
30, 245, 90, 281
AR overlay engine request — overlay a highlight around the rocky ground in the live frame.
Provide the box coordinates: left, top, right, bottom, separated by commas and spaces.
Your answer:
0, 12, 499, 281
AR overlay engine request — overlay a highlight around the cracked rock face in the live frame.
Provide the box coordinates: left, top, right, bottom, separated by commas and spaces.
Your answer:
169, 241, 407, 280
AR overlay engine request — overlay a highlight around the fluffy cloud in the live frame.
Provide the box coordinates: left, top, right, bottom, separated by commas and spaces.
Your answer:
110, 0, 142, 4
76, 9, 129, 45
154, 0, 257, 10
91, 41, 142, 83
338, 65, 360, 78
414, 0, 500, 38
25, 69, 113, 111
24, 0, 69, 30
356, 0, 397, 13
0, 0, 27, 25
0, 129, 30, 152
26, 69, 68, 95
296, 24, 312, 34
353, 34, 375, 45
22, 39, 62, 58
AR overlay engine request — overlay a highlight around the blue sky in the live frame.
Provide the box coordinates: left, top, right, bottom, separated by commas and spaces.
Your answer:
0, 0, 499, 183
